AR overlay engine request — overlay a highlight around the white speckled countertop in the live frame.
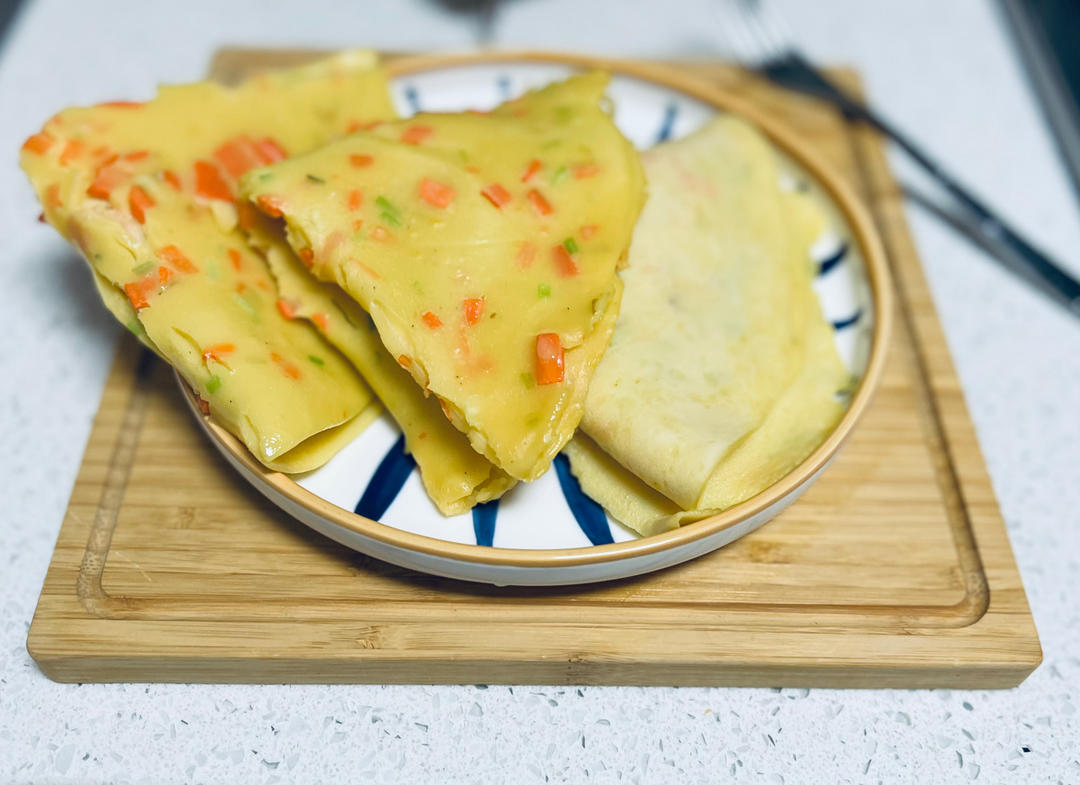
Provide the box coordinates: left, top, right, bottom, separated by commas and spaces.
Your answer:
2, 0, 1078, 782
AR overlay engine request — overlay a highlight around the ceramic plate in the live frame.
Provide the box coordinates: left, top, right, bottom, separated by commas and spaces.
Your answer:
180, 53, 892, 586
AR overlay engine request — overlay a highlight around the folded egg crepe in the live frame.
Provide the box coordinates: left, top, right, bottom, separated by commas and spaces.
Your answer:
240, 73, 645, 481
244, 213, 516, 515
21, 51, 396, 471
565, 116, 851, 536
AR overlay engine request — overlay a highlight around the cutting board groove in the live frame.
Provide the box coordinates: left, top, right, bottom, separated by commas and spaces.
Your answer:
26, 52, 1040, 687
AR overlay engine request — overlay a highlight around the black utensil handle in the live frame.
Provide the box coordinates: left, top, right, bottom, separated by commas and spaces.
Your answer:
762, 53, 1080, 311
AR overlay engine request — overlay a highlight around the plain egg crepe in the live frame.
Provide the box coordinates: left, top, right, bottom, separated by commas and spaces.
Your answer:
564, 116, 851, 537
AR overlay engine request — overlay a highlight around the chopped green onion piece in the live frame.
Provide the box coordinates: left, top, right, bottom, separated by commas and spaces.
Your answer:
375, 195, 400, 217
381, 212, 402, 227
306, 174, 325, 184
233, 292, 256, 318
258, 172, 272, 181
132, 261, 154, 275
206, 375, 222, 394
308, 355, 325, 366
537, 283, 551, 298
551, 166, 568, 185
563, 237, 579, 254
125, 319, 144, 336
520, 372, 536, 389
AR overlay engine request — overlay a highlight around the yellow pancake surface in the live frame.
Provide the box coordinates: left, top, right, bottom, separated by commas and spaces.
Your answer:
21, 51, 396, 471
566, 116, 851, 536
240, 72, 645, 481
246, 214, 516, 514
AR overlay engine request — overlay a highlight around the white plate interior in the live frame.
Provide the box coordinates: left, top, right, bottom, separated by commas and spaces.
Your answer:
274, 61, 876, 551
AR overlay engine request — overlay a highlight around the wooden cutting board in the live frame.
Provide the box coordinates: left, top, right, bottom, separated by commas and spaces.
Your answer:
26, 51, 1041, 687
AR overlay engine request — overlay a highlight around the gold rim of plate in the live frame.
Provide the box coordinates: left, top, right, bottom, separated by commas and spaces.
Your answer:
177, 51, 895, 569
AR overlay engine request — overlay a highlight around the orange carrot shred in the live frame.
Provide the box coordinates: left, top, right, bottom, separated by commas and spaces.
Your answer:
162, 169, 182, 191
552, 244, 579, 277
157, 266, 173, 286
352, 219, 365, 232
195, 394, 211, 416
159, 244, 198, 274
193, 160, 233, 201
236, 200, 259, 230
422, 311, 443, 329
463, 297, 484, 326
526, 189, 553, 216
573, 163, 601, 179
214, 136, 260, 178
535, 333, 565, 385
202, 343, 235, 362
580, 224, 598, 239
516, 242, 537, 268
397, 355, 412, 368
124, 150, 149, 162
349, 153, 374, 168
347, 188, 364, 211
521, 159, 542, 182
254, 137, 287, 164
87, 163, 127, 199
400, 125, 433, 145
227, 248, 244, 271
123, 276, 155, 310
311, 312, 330, 331
255, 193, 285, 218
128, 185, 155, 224
44, 183, 62, 209
419, 178, 455, 208
276, 299, 297, 319
270, 351, 301, 380
298, 247, 314, 266
22, 132, 55, 155
59, 139, 85, 165
481, 183, 512, 209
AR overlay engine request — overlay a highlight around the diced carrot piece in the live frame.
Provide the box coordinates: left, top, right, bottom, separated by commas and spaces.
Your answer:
270, 351, 301, 380
254, 137, 287, 164
195, 394, 211, 415
349, 153, 374, 168
123, 276, 155, 310
276, 298, 297, 319
228, 248, 244, 271
355, 260, 380, 278
124, 150, 149, 162
235, 200, 259, 230
347, 188, 364, 211
422, 311, 443, 329
552, 244, 579, 277
255, 193, 285, 218
298, 247, 314, 266
516, 242, 537, 268
44, 183, 62, 209
87, 163, 127, 199
128, 185, 155, 224
193, 160, 233, 201
22, 132, 55, 155
59, 139, 86, 165
159, 244, 198, 273
419, 178, 455, 208
214, 136, 260, 178
535, 333, 565, 385
162, 169, 182, 191
520, 159, 542, 182
481, 183, 512, 209
202, 343, 235, 362
311, 312, 330, 331
352, 219, 365, 232
157, 266, 173, 286
463, 297, 484, 326
573, 163, 601, 179
526, 189, 553, 216
400, 125, 433, 145
397, 355, 412, 369
580, 224, 598, 239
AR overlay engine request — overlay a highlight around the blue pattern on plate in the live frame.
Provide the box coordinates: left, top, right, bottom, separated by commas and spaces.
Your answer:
654, 101, 679, 144
817, 243, 849, 276
353, 434, 415, 520
497, 74, 512, 100
553, 454, 614, 546
404, 84, 421, 114
831, 308, 864, 330
472, 500, 500, 546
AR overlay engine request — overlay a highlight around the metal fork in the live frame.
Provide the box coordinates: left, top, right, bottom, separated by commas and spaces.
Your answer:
720, 0, 1080, 321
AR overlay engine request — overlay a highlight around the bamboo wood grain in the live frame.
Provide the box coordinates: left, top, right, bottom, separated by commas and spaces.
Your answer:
25, 52, 1041, 687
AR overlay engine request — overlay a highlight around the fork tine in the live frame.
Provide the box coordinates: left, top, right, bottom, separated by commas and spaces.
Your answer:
737, 0, 787, 60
